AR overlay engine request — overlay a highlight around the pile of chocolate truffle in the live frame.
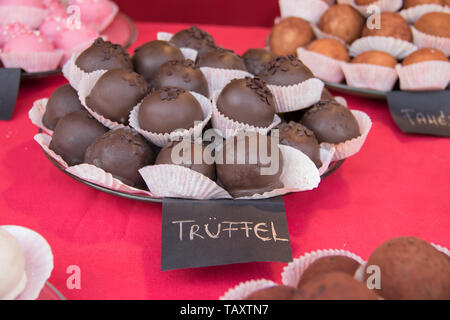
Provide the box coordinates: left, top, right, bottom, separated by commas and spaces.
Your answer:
272, 0, 450, 91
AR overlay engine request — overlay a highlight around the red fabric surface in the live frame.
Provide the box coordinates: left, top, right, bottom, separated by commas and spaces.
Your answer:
0, 22, 449, 300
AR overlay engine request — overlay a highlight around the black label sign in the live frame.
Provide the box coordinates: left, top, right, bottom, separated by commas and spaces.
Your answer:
0, 68, 21, 121
387, 90, 450, 137
161, 197, 292, 271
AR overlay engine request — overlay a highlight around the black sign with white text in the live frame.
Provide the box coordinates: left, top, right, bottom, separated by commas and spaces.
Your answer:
0, 68, 21, 121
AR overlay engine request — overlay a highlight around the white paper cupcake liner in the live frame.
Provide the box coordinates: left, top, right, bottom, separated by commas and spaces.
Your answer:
396, 60, 450, 91
156, 32, 198, 61
311, 24, 348, 46
1, 50, 64, 73
0, 6, 47, 28
62, 52, 91, 91
279, 0, 329, 24
129, 91, 213, 148
349, 36, 418, 59
28, 98, 53, 135
400, 4, 450, 24
220, 279, 279, 300
1, 225, 53, 300
34, 133, 69, 168
411, 26, 450, 56
297, 48, 345, 83
318, 145, 336, 176
337, 0, 402, 17
200, 67, 254, 97
341, 62, 399, 92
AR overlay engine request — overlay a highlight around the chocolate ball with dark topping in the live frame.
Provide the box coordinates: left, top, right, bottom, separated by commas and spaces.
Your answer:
258, 55, 315, 86
245, 286, 297, 300
242, 48, 276, 75
152, 59, 209, 97
198, 47, 247, 71
75, 38, 133, 73
216, 77, 275, 127
169, 26, 216, 57
84, 128, 156, 188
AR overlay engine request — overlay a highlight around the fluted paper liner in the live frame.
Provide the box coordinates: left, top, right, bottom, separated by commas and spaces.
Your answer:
279, 0, 329, 24
400, 4, 450, 24
1, 225, 53, 300
411, 27, 450, 56
1, 50, 64, 73
28, 98, 53, 135
318, 145, 335, 176
155, 31, 198, 61
129, 91, 213, 147
396, 60, 450, 91
34, 133, 69, 168
337, 0, 402, 17
297, 48, 344, 83
311, 24, 348, 47
349, 36, 418, 59
200, 67, 253, 97
341, 62, 398, 92
62, 52, 86, 90
220, 279, 279, 300
0, 6, 47, 28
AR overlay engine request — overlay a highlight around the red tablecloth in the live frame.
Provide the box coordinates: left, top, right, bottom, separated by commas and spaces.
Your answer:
0, 22, 449, 300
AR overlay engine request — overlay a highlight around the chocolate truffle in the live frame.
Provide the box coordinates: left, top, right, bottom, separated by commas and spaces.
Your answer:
216, 132, 284, 198
258, 55, 315, 86
351, 51, 398, 68
155, 140, 216, 180
364, 237, 450, 300
319, 5, 365, 44
403, 0, 444, 9
306, 38, 350, 62
278, 122, 322, 168
216, 77, 275, 127
301, 100, 361, 144
292, 272, 379, 300
75, 38, 133, 73
169, 26, 216, 57
42, 84, 84, 130
362, 12, 413, 42
85, 69, 149, 124
151, 59, 209, 97
242, 48, 276, 75
49, 110, 108, 166
138, 87, 203, 134
297, 256, 361, 288
84, 128, 156, 188
245, 286, 297, 300
132, 40, 185, 84
321, 87, 337, 102
197, 47, 247, 71
402, 48, 449, 66
269, 17, 315, 56
414, 12, 450, 38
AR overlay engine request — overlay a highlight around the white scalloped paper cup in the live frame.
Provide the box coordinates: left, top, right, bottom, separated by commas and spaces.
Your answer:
279, 0, 329, 24
297, 48, 345, 83
1, 225, 54, 300
220, 279, 279, 300
349, 36, 417, 59
337, 0, 402, 17
1, 50, 64, 73
318, 145, 336, 176
311, 24, 348, 46
400, 4, 450, 24
156, 32, 198, 61
34, 133, 69, 168
200, 67, 253, 96
396, 61, 450, 91
28, 98, 53, 135
0, 6, 47, 28
411, 27, 450, 56
62, 52, 85, 90
341, 62, 398, 92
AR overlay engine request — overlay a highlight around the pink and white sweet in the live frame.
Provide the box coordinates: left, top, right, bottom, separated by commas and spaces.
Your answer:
0, 0, 47, 28
0, 22, 32, 47
66, 0, 118, 32
53, 24, 99, 63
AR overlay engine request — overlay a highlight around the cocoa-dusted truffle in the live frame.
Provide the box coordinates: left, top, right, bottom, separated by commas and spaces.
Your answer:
301, 100, 360, 144
197, 47, 247, 71
75, 38, 133, 73
318, 5, 365, 44
138, 87, 203, 134
245, 286, 297, 300
42, 84, 84, 130
132, 40, 185, 84
216, 132, 284, 198
269, 17, 314, 56
403, 0, 444, 9
152, 59, 209, 97
351, 51, 398, 68
155, 140, 216, 180
278, 122, 322, 168
362, 12, 413, 42
306, 38, 350, 62
242, 48, 276, 75
402, 48, 449, 66
85, 69, 149, 124
169, 26, 216, 57
414, 12, 450, 38
49, 110, 108, 166
258, 55, 315, 86
84, 128, 156, 188
216, 77, 275, 127
364, 237, 450, 300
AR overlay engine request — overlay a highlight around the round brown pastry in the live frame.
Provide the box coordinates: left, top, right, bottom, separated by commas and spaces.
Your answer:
306, 38, 350, 62
444, 0, 450, 5
216, 77, 275, 128
138, 87, 203, 134
402, 48, 449, 66
245, 286, 297, 300
414, 12, 450, 38
42, 84, 84, 130
301, 100, 361, 144
362, 12, 413, 42
364, 236, 450, 300
84, 128, 156, 188
351, 51, 398, 68
216, 132, 284, 198
154, 140, 216, 180
132, 40, 185, 84
242, 48, 276, 75
85, 69, 149, 124
269, 17, 315, 56
318, 5, 365, 44
292, 272, 379, 300
49, 110, 108, 166
197, 47, 247, 71
403, 0, 444, 9
258, 55, 315, 86
75, 38, 133, 73
297, 256, 361, 288
169, 26, 216, 57
277, 122, 322, 168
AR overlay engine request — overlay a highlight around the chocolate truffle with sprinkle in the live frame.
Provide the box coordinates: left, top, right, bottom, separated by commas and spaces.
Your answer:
169, 26, 216, 57
257, 55, 315, 86
198, 47, 247, 71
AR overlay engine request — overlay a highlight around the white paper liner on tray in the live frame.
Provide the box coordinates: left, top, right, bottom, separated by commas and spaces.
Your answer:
400, 4, 450, 24
341, 62, 398, 92
279, 0, 329, 24
337, 0, 402, 17
156, 32, 198, 61
0, 6, 47, 29
200, 67, 253, 97
318, 145, 335, 176
1, 50, 64, 73
311, 24, 348, 47
349, 36, 418, 59
411, 26, 450, 56
28, 98, 53, 135
62, 52, 91, 91
1, 225, 53, 300
297, 47, 344, 83
220, 279, 279, 300
396, 60, 450, 91
129, 91, 213, 148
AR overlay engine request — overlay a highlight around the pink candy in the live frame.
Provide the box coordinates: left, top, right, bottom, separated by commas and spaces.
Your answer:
3, 31, 54, 53
0, 22, 32, 47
